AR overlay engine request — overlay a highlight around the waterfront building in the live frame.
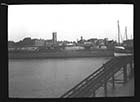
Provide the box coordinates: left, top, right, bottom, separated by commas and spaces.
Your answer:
8, 41, 17, 51
8, 41, 16, 48
100, 45, 107, 49
52, 32, 57, 44
104, 38, 109, 46
78, 36, 85, 44
98, 39, 105, 46
45, 39, 54, 47
81, 36, 83, 41
15, 37, 34, 47
84, 41, 92, 45
8, 48, 16, 51
34, 39, 45, 47
123, 39, 133, 48
20, 47, 38, 51
64, 46, 85, 51
57, 41, 63, 46
66, 43, 74, 46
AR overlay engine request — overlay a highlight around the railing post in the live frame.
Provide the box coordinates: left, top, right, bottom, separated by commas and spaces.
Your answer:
104, 81, 107, 97
112, 74, 115, 89
123, 65, 127, 84
129, 60, 134, 79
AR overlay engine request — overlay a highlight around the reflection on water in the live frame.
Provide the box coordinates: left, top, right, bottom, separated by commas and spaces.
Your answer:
9, 57, 111, 98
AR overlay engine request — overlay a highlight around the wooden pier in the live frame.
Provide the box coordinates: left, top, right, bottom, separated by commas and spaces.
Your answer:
60, 56, 134, 98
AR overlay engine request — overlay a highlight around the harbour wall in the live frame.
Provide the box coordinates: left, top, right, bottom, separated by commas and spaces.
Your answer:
8, 50, 114, 59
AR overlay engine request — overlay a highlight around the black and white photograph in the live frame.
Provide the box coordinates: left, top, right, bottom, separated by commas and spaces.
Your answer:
8, 4, 134, 98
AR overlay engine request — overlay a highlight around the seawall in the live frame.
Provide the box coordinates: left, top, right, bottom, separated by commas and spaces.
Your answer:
8, 50, 114, 59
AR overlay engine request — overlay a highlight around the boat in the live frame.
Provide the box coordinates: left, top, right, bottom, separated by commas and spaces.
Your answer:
114, 21, 133, 57
114, 52, 133, 57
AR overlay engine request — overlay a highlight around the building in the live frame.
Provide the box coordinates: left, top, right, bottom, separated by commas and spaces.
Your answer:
34, 39, 45, 47
81, 36, 83, 41
8, 48, 16, 51
104, 38, 109, 46
66, 42, 75, 46
84, 41, 92, 45
123, 39, 133, 48
97, 39, 105, 46
8, 41, 16, 48
87, 38, 98, 46
16, 37, 34, 47
65, 46, 85, 51
78, 36, 85, 44
20, 47, 38, 51
100, 45, 107, 49
45, 40, 54, 47
52, 32, 57, 44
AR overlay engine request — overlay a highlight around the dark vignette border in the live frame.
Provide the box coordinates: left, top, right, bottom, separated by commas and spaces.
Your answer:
0, 0, 137, 102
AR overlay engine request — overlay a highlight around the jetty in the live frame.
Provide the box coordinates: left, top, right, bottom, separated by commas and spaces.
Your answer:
60, 56, 134, 98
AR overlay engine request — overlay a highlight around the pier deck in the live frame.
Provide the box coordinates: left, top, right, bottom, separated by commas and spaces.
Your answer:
60, 56, 134, 98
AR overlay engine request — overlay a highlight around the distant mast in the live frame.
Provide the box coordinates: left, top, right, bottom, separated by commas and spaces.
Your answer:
125, 26, 128, 40
117, 20, 120, 45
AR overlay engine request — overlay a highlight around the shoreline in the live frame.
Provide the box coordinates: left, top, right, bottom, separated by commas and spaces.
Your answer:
9, 50, 114, 59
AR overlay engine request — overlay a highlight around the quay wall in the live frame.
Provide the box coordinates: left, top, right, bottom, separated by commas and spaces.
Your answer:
8, 50, 114, 59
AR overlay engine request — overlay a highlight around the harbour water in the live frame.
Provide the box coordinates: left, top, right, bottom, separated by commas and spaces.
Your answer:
9, 57, 111, 98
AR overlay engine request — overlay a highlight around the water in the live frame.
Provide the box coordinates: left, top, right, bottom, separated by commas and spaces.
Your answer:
9, 57, 111, 98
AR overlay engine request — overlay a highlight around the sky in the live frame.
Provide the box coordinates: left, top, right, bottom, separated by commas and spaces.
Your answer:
8, 4, 133, 42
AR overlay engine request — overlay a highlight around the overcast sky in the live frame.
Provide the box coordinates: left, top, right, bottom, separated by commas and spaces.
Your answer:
8, 4, 133, 42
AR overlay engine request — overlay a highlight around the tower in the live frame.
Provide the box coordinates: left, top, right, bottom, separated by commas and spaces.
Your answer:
52, 32, 57, 44
81, 36, 83, 41
125, 26, 128, 40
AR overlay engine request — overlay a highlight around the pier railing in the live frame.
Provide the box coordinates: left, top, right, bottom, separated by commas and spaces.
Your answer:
60, 56, 133, 98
